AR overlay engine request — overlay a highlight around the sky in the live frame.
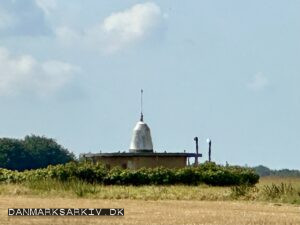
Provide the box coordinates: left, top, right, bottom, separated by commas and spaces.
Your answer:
0, 0, 299, 169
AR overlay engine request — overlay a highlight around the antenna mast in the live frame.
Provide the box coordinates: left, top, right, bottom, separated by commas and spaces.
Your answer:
140, 89, 144, 121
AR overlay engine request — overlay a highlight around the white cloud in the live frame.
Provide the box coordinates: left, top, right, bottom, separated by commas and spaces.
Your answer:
35, 0, 57, 15
56, 2, 164, 53
0, 47, 79, 97
55, 26, 82, 47
100, 2, 162, 52
247, 72, 269, 91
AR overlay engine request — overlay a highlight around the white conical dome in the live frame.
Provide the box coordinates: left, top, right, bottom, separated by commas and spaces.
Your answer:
129, 121, 153, 153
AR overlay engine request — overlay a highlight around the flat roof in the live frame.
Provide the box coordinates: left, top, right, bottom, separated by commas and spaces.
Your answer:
82, 152, 202, 158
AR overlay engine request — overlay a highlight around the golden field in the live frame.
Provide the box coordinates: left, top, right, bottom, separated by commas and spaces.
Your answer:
1, 197, 300, 225
0, 177, 299, 225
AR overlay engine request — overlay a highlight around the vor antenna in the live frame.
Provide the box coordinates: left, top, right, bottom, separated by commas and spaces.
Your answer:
140, 89, 144, 121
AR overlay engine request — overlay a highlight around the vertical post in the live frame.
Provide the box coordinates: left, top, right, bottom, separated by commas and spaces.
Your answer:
194, 137, 199, 166
207, 139, 212, 162
140, 89, 144, 122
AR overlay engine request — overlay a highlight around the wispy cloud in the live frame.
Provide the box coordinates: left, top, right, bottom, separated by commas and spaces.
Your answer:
56, 2, 165, 53
247, 72, 269, 91
0, 7, 15, 30
35, 0, 57, 16
0, 47, 79, 97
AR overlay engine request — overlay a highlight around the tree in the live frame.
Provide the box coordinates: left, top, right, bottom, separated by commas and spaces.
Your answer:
253, 165, 300, 177
0, 135, 76, 171
0, 138, 32, 171
253, 165, 271, 176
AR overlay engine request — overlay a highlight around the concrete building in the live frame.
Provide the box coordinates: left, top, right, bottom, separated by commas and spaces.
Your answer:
81, 90, 201, 169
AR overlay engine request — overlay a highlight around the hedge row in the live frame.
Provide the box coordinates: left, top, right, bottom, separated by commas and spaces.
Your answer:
0, 162, 259, 186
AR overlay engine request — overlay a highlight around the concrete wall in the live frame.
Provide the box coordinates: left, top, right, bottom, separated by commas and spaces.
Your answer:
89, 156, 187, 169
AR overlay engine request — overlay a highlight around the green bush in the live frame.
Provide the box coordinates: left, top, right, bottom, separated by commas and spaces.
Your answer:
0, 161, 259, 186
175, 167, 202, 185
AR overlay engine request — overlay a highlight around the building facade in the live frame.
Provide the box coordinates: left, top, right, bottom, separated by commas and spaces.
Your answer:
83, 152, 196, 169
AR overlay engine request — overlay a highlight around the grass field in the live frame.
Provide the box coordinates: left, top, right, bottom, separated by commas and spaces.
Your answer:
1, 197, 300, 225
1, 177, 300, 203
0, 177, 300, 224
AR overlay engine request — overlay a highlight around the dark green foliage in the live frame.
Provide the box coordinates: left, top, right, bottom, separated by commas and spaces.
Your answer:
202, 170, 238, 186
175, 167, 202, 185
0, 135, 75, 171
147, 167, 176, 185
0, 161, 259, 186
0, 138, 32, 171
23, 135, 75, 170
253, 165, 272, 176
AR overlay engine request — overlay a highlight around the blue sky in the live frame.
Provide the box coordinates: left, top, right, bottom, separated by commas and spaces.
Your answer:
0, 0, 299, 169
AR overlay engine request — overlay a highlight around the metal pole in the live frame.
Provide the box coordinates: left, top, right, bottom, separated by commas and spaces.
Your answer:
140, 89, 144, 121
194, 137, 199, 166
208, 140, 211, 162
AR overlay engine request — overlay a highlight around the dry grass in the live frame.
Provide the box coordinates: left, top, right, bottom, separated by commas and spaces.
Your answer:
0, 182, 231, 200
0, 177, 299, 203
1, 196, 300, 225
258, 177, 300, 186
0, 177, 300, 224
